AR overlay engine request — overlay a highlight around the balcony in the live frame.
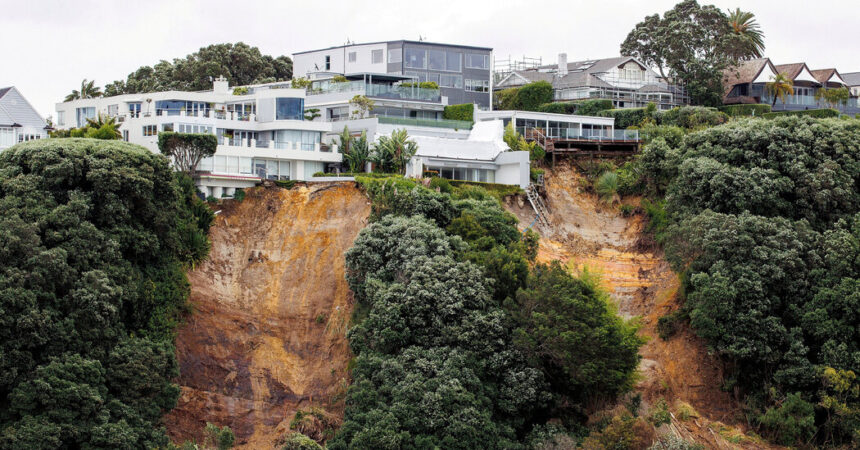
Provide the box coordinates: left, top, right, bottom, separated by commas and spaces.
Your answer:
518, 127, 640, 142
376, 116, 472, 130
307, 81, 441, 102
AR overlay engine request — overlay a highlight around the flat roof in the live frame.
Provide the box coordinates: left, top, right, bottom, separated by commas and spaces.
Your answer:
293, 39, 492, 55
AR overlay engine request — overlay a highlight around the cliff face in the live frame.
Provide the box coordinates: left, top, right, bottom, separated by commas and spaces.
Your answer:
164, 183, 369, 448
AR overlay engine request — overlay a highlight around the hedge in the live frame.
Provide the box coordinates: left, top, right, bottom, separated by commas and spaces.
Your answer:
536, 99, 613, 116
598, 108, 648, 129
448, 180, 523, 197
443, 103, 474, 122
313, 172, 402, 179
517, 81, 554, 111
659, 106, 728, 128
762, 108, 840, 119
719, 104, 772, 117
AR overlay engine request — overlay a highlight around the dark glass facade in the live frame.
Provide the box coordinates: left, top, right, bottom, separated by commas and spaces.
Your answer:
276, 98, 304, 120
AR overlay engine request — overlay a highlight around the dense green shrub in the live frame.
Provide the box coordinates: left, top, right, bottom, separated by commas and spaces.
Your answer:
599, 107, 649, 129
0, 139, 211, 447
494, 87, 521, 110
718, 104, 771, 117
659, 106, 728, 129
762, 108, 840, 119
575, 99, 615, 116
510, 263, 644, 401
428, 176, 452, 193
654, 117, 860, 446
757, 393, 816, 446
537, 102, 575, 114
517, 81, 554, 111
442, 103, 474, 122
656, 309, 686, 340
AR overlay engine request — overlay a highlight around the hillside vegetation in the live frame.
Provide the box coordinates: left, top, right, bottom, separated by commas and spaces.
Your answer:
0, 139, 212, 448
613, 116, 860, 447
325, 177, 644, 448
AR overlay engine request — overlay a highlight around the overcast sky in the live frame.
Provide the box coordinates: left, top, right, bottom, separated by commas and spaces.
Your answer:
2, 0, 858, 117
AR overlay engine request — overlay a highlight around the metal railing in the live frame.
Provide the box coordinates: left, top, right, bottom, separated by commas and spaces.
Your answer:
376, 116, 472, 130
518, 126, 639, 142
307, 81, 441, 102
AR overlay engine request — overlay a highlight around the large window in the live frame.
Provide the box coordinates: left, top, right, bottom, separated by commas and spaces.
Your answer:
274, 130, 320, 150
57, 111, 65, 126
177, 123, 213, 134
275, 98, 304, 120
466, 79, 489, 92
372, 49, 383, 64
128, 102, 141, 118
107, 104, 119, 116
388, 48, 402, 63
76, 107, 95, 127
440, 74, 463, 88
427, 166, 494, 183
348, 52, 357, 62
466, 53, 490, 70
155, 100, 207, 116
404, 48, 426, 69
199, 156, 255, 176
446, 51, 461, 72
142, 125, 157, 136
329, 106, 349, 121
428, 49, 445, 71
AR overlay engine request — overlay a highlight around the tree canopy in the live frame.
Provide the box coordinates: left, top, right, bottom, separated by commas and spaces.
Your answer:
621, 1, 765, 106
101, 42, 292, 96
0, 139, 212, 448
157, 132, 218, 173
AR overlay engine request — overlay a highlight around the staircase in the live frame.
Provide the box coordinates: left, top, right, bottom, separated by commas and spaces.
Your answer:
525, 183, 550, 229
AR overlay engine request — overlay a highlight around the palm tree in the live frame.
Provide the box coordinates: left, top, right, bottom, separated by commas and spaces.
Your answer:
766, 73, 794, 107
84, 113, 122, 139
64, 79, 103, 102
727, 8, 765, 60
343, 132, 370, 173
372, 129, 417, 174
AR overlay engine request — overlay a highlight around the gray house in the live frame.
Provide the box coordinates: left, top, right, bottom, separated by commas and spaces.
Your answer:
292, 40, 492, 108
494, 55, 688, 110
0, 87, 48, 150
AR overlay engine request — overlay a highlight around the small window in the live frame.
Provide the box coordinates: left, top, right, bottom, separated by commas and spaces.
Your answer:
371, 49, 383, 64
142, 125, 157, 136
162, 123, 174, 132
348, 52, 356, 63
388, 48, 402, 63
325, 55, 331, 71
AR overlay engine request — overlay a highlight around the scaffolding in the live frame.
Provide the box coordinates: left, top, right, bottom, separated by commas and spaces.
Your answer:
494, 55, 543, 82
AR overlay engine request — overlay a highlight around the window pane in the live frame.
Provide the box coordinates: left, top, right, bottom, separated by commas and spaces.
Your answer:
276, 98, 304, 120
371, 49, 383, 64
404, 48, 426, 69
446, 52, 461, 72
428, 49, 445, 70
388, 48, 401, 63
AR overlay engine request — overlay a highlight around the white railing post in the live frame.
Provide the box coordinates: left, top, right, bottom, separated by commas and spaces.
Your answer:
250, 138, 256, 148
314, 143, 320, 152
269, 140, 275, 149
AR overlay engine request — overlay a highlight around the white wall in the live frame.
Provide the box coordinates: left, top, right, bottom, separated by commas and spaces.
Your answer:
494, 151, 530, 188
293, 43, 389, 78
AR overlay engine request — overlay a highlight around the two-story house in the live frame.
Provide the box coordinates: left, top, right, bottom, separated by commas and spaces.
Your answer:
0, 86, 48, 150
494, 54, 688, 110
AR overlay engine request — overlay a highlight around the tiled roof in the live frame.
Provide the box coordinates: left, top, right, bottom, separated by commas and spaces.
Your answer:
501, 56, 651, 90
723, 58, 771, 96
842, 72, 860, 86
773, 63, 807, 79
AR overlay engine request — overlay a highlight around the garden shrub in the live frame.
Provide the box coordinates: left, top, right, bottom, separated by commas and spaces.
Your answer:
599, 107, 649, 129
538, 102, 575, 114
442, 103, 474, 122
757, 393, 816, 446
659, 106, 728, 129
428, 176, 452, 193
575, 99, 615, 116
762, 108, 840, 119
718, 104, 771, 117
517, 81, 554, 111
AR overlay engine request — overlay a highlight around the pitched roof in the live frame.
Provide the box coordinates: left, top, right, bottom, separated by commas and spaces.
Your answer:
500, 56, 655, 90
842, 72, 860, 86
723, 58, 771, 87
0, 87, 11, 100
810, 68, 847, 86
773, 63, 806, 79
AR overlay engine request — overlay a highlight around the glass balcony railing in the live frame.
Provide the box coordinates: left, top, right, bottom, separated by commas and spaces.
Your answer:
307, 81, 441, 102
516, 127, 639, 142
376, 116, 472, 130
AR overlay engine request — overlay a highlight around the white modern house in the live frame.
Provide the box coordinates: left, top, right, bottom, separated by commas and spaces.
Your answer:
0, 87, 48, 150
55, 77, 338, 198
56, 76, 537, 192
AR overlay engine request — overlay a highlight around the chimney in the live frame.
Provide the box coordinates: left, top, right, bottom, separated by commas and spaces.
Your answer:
558, 53, 568, 76
213, 76, 229, 95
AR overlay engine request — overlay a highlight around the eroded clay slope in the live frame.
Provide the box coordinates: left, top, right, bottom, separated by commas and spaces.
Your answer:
508, 163, 777, 449
164, 183, 369, 448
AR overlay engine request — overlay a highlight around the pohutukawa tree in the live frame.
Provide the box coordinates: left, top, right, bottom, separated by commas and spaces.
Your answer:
157, 132, 218, 173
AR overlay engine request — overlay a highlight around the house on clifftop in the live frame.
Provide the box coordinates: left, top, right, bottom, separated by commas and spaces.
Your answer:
0, 87, 48, 150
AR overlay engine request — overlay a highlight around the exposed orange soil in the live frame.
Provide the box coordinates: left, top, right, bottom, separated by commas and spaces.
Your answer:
506, 162, 779, 449
164, 183, 369, 448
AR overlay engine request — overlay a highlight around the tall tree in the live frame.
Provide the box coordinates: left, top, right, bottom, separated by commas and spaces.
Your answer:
726, 8, 765, 59
766, 73, 794, 106
157, 132, 218, 173
64, 79, 102, 102
98, 43, 293, 96
372, 129, 417, 175
621, 1, 764, 106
